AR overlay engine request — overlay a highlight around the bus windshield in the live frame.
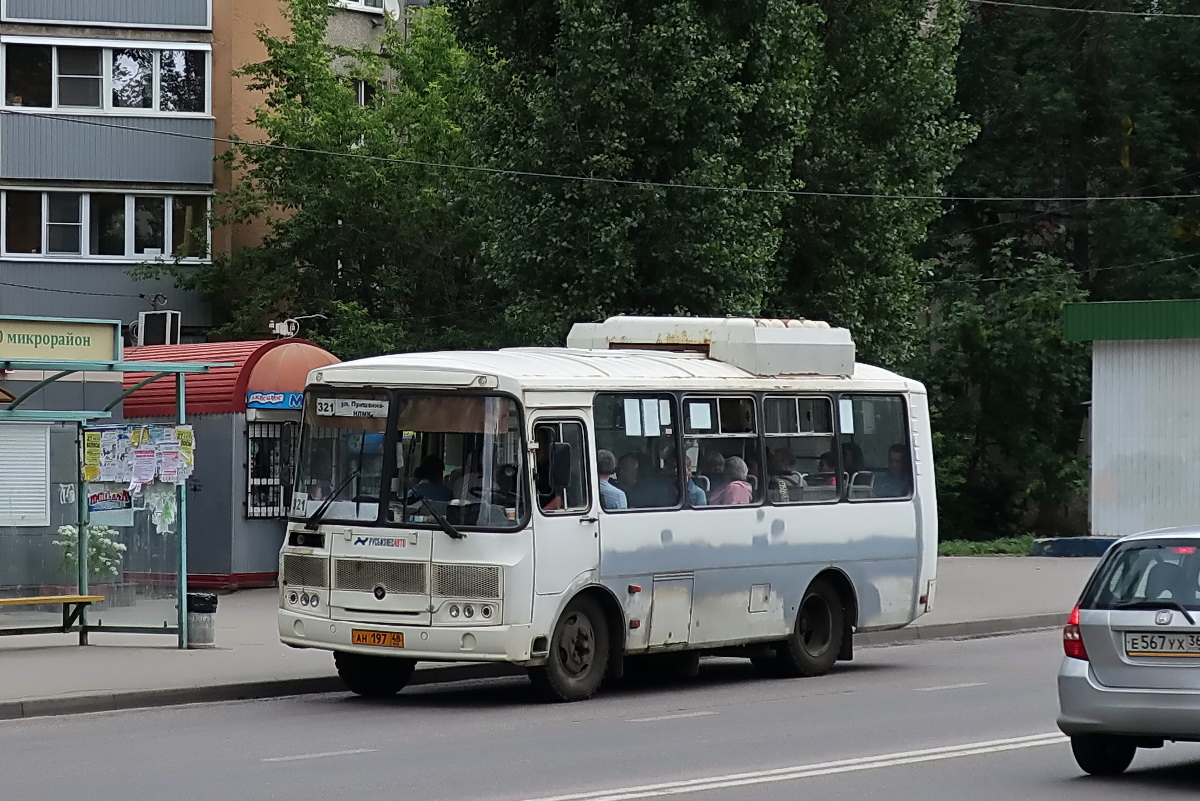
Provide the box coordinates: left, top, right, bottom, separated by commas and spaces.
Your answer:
392, 394, 526, 530
290, 390, 527, 530
291, 391, 390, 524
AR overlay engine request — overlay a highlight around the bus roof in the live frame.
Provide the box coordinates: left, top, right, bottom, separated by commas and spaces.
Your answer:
310, 347, 924, 395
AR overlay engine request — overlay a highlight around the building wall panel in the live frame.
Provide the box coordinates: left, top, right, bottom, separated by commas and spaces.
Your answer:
1091, 339, 1200, 535
3, 0, 209, 29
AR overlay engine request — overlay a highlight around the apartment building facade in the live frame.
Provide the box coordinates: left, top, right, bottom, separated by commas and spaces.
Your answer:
0, 0, 402, 342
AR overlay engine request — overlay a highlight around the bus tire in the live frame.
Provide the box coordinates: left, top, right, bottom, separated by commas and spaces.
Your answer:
529, 596, 609, 702
334, 652, 417, 698
773, 579, 844, 677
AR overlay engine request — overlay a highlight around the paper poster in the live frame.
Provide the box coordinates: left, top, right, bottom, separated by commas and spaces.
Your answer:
623, 398, 642, 437
160, 447, 181, 484
87, 483, 134, 527
83, 430, 102, 482
131, 447, 157, 484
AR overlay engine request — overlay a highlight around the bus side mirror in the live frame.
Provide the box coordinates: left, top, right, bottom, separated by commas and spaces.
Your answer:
549, 442, 573, 490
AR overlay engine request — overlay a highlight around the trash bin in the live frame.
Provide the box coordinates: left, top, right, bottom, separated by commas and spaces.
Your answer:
186, 592, 218, 649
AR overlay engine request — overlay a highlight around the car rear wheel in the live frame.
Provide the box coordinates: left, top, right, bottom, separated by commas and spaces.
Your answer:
1070, 735, 1136, 776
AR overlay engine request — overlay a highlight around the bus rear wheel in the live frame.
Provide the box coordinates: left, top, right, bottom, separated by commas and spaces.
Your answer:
529, 596, 610, 702
764, 579, 844, 678
334, 652, 417, 697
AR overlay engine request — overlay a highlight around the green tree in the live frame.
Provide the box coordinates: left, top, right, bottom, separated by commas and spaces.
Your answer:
146, 0, 502, 357
450, 0, 826, 344
771, 0, 974, 367
926, 1, 1200, 536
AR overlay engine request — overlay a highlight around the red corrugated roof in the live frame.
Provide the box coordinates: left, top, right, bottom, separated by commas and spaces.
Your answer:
122, 339, 336, 417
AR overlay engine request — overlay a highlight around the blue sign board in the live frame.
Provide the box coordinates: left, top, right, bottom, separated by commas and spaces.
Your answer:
246, 391, 304, 410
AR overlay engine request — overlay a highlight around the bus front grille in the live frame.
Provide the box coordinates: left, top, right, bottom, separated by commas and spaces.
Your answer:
432, 564, 501, 600
333, 559, 428, 595
282, 554, 328, 588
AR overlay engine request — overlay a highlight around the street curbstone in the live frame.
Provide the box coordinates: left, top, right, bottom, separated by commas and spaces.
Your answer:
1029, 536, 1119, 557
2, 617, 1063, 721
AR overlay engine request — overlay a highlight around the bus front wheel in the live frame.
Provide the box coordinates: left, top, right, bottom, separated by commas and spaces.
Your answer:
767, 579, 844, 678
529, 596, 610, 702
334, 652, 417, 697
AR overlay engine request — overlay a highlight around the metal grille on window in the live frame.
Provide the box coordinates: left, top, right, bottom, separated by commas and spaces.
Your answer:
246, 421, 298, 519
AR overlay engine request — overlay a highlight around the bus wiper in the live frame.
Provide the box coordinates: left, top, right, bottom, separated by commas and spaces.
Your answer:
1114, 599, 1197, 624
304, 469, 361, 531
397, 471, 465, 540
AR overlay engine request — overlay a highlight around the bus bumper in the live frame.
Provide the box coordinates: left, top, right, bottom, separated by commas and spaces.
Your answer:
278, 609, 536, 663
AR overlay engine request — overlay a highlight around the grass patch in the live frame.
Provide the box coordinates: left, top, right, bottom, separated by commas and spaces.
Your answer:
939, 534, 1035, 557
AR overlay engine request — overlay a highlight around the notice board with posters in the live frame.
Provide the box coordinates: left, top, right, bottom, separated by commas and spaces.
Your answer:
82, 424, 195, 529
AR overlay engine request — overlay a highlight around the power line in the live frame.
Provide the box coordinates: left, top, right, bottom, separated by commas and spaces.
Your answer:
966, 0, 1200, 18
0, 278, 145, 298
7, 108, 1200, 204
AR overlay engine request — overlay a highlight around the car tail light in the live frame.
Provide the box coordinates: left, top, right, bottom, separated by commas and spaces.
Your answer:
1063, 605, 1088, 661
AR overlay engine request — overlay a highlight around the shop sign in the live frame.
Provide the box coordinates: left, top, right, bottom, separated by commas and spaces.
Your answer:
0, 316, 120, 362
246, 391, 305, 410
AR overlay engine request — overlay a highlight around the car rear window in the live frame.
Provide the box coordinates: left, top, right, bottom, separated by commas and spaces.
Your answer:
1080, 540, 1200, 611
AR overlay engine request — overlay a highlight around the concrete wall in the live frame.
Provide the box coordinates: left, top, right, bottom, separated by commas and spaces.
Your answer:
1090, 339, 1200, 536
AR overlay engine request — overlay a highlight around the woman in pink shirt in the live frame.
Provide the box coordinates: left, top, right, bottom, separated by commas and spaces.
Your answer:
709, 456, 754, 505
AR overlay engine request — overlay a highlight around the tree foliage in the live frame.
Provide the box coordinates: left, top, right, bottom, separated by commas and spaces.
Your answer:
450, 0, 827, 344
926, 0, 1200, 536
154, 0, 504, 357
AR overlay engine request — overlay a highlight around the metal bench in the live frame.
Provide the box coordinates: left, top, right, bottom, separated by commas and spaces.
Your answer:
0, 595, 104, 645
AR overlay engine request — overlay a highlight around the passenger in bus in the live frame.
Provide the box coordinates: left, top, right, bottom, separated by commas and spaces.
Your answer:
708, 456, 754, 505
626, 451, 675, 508
700, 450, 728, 495
767, 448, 801, 503
872, 443, 913, 498
596, 450, 628, 510
407, 455, 453, 502
841, 441, 865, 475
614, 451, 640, 494
814, 451, 838, 485
663, 449, 706, 506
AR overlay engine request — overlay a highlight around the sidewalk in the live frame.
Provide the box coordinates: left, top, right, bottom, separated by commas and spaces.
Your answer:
0, 557, 1097, 720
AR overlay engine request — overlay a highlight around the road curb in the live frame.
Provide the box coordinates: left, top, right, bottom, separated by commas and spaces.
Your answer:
1, 617, 1064, 721
1029, 537, 1119, 557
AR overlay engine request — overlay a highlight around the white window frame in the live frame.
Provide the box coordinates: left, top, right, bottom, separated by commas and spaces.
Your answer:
333, 0, 387, 13
0, 422, 51, 527
1, 189, 211, 263
1, 37, 212, 117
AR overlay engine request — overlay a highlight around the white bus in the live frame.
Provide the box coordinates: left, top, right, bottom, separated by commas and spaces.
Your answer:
279, 317, 937, 702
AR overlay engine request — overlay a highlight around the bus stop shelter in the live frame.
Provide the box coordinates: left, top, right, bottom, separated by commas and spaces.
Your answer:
0, 315, 226, 648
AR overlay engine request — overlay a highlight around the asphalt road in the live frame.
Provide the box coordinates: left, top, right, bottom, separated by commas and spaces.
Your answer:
3, 632, 1198, 801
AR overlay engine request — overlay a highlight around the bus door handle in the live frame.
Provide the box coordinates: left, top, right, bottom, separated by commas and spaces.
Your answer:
580, 516, 598, 524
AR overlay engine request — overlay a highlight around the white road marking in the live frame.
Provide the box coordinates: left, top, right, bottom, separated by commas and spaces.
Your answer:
627, 711, 717, 723
515, 733, 1067, 801
914, 682, 988, 692
261, 748, 378, 763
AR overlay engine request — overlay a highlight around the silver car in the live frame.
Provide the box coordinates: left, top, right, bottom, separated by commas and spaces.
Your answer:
1057, 527, 1200, 775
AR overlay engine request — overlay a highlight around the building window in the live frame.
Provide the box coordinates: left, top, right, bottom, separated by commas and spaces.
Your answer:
0, 423, 51, 527
2, 42, 208, 114
1, 190, 210, 260
335, 0, 385, 11
247, 421, 298, 519
353, 79, 377, 107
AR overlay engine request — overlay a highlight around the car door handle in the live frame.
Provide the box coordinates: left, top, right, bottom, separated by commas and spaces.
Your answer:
580, 516, 598, 524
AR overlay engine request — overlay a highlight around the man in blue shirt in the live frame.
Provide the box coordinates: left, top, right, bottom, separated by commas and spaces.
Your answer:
597, 449, 627, 510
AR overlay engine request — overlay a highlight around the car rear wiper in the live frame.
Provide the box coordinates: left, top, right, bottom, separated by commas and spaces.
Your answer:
1113, 599, 1196, 624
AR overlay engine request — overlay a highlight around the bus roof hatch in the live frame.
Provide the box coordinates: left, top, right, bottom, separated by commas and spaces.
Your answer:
566, 316, 855, 377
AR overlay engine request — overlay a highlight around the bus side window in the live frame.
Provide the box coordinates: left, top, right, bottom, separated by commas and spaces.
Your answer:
763, 395, 837, 504
593, 394, 681, 510
685, 395, 762, 507
535, 420, 590, 514
838, 395, 912, 501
